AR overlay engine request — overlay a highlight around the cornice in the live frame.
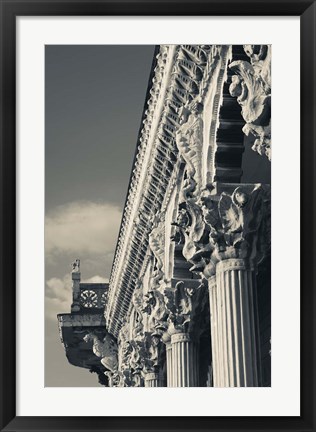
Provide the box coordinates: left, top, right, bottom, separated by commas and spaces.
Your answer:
106, 45, 221, 338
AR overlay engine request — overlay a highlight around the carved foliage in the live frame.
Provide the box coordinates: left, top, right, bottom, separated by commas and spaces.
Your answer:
199, 184, 270, 275
229, 45, 271, 160
164, 281, 203, 334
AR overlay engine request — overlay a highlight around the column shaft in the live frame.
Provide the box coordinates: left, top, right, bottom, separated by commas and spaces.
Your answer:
166, 342, 173, 387
144, 372, 163, 387
210, 259, 260, 387
171, 333, 199, 387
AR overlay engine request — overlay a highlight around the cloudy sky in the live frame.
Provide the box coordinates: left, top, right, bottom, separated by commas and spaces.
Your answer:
45, 45, 155, 386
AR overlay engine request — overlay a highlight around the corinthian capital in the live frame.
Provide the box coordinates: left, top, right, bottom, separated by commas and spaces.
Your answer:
229, 45, 271, 160
163, 278, 204, 334
199, 183, 270, 276
142, 332, 164, 374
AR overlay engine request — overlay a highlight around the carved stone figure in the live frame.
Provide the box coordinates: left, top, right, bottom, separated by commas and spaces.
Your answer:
229, 45, 271, 160
83, 332, 118, 372
164, 281, 199, 334
175, 101, 204, 197
171, 200, 209, 274
148, 215, 165, 289
142, 288, 168, 333
71, 258, 80, 272
131, 281, 144, 338
143, 333, 164, 374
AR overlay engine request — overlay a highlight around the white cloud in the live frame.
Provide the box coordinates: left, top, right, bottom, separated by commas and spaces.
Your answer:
45, 273, 108, 321
45, 274, 72, 320
45, 201, 122, 257
82, 275, 109, 284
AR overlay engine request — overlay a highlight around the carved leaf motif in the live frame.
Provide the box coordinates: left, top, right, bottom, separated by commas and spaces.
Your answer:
219, 193, 242, 234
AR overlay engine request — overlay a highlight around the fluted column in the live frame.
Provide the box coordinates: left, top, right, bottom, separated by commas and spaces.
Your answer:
165, 341, 173, 387
208, 275, 219, 386
162, 279, 203, 387
171, 333, 199, 387
144, 372, 164, 387
210, 258, 260, 387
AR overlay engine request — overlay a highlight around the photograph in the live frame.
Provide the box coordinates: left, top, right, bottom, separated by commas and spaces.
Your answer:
46, 44, 271, 388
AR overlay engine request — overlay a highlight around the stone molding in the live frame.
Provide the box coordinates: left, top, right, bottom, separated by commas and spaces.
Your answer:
171, 332, 192, 344
106, 45, 224, 338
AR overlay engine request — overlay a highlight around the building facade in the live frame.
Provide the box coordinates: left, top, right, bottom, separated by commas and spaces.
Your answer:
58, 44, 271, 387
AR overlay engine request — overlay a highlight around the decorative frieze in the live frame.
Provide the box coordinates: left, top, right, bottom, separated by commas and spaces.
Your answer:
106, 45, 224, 338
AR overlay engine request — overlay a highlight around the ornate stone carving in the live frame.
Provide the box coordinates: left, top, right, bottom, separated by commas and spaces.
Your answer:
104, 370, 120, 387
83, 332, 118, 372
131, 281, 144, 338
143, 333, 164, 373
229, 45, 271, 160
198, 184, 270, 276
175, 102, 204, 197
107, 45, 217, 338
163, 280, 204, 335
143, 288, 168, 333
171, 200, 210, 274
148, 214, 165, 289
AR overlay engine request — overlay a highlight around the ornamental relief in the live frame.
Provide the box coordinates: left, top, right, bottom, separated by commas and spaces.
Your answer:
83, 332, 118, 373
172, 183, 270, 278
229, 44, 271, 160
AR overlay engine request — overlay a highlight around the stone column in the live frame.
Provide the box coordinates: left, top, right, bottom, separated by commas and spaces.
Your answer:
199, 183, 270, 387
165, 340, 173, 387
208, 275, 219, 386
163, 279, 203, 387
171, 332, 199, 387
210, 259, 260, 387
144, 372, 164, 387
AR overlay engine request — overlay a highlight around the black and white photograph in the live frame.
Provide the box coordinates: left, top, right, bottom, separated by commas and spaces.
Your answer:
45, 44, 271, 388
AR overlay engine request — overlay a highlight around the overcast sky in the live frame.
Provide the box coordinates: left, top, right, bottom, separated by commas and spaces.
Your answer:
45, 45, 155, 387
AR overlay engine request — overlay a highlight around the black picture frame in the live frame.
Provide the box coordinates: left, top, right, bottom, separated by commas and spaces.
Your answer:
0, 1, 315, 431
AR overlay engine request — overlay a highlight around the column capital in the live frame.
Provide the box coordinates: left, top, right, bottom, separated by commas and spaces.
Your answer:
199, 183, 270, 278
163, 278, 206, 335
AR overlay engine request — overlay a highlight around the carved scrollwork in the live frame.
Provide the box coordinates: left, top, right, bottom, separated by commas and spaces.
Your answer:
229, 45, 271, 160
